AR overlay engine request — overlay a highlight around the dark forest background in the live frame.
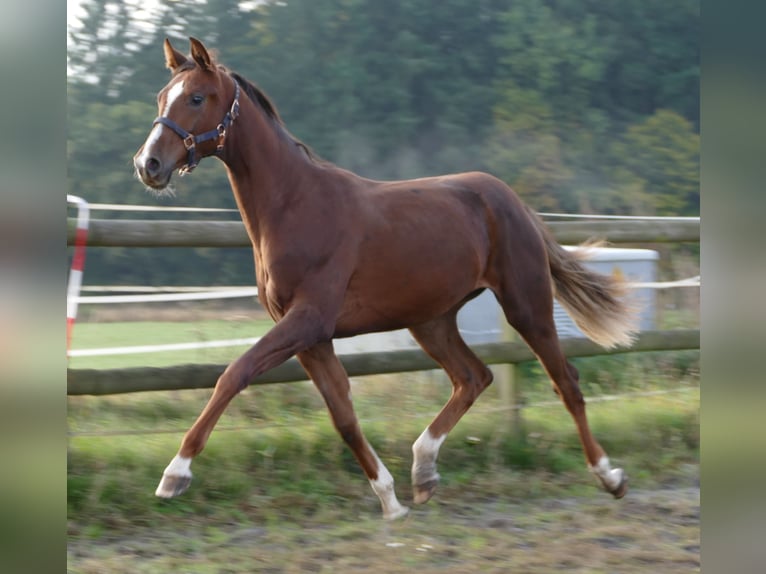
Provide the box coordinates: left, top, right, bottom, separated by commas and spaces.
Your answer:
67, 0, 698, 285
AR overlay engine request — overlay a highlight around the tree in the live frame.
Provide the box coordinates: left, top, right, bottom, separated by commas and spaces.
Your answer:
242, 0, 507, 178
67, 0, 699, 285
484, 84, 573, 211
612, 109, 699, 215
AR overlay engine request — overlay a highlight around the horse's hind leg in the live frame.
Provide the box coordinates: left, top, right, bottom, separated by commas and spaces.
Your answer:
408, 312, 494, 505
494, 276, 628, 498
296, 341, 409, 520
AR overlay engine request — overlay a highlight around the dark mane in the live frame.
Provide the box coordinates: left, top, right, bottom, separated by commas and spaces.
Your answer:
224, 66, 324, 164
226, 69, 281, 123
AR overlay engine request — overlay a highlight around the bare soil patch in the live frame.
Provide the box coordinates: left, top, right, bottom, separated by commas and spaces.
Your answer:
68, 478, 699, 573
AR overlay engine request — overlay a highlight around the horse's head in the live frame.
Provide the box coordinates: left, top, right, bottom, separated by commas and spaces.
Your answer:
134, 37, 240, 190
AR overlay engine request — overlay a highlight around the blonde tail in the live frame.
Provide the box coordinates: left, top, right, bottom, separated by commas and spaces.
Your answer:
528, 209, 639, 349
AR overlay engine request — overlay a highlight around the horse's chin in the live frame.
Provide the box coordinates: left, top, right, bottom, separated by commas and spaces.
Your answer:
136, 170, 175, 197
146, 182, 177, 198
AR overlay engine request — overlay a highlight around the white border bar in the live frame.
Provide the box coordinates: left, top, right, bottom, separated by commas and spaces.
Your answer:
75, 288, 258, 304
68, 336, 262, 357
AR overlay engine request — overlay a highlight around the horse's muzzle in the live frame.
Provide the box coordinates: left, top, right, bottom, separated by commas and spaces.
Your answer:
134, 154, 172, 189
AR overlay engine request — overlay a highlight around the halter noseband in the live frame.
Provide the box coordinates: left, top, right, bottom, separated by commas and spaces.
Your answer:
152, 79, 241, 175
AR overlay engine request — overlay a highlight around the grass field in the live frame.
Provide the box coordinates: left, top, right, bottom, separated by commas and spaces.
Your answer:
67, 318, 699, 572
68, 318, 275, 369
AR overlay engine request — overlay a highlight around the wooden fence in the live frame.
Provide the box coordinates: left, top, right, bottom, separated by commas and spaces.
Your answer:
66, 216, 700, 402
67, 217, 700, 247
68, 329, 699, 396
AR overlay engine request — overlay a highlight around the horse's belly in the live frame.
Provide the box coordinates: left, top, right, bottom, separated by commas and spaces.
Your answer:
334, 264, 481, 337
335, 182, 492, 336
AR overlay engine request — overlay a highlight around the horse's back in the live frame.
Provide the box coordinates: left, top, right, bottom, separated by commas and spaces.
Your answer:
333, 171, 530, 335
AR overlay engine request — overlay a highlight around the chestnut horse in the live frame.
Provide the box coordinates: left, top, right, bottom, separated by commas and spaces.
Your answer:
134, 37, 636, 520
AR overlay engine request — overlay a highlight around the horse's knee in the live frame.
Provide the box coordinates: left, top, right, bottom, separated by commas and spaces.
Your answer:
219, 362, 253, 394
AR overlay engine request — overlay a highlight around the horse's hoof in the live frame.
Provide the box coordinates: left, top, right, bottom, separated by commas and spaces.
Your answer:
155, 473, 192, 498
413, 478, 439, 505
384, 505, 410, 521
607, 469, 628, 499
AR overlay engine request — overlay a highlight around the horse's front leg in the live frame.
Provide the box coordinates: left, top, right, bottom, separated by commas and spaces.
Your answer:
155, 305, 331, 498
296, 342, 409, 520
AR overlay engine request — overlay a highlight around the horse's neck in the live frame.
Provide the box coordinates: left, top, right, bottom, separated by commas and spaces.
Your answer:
221, 103, 325, 246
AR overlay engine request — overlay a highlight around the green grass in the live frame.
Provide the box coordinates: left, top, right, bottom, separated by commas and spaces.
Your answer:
67, 315, 699, 573
68, 376, 699, 527
67, 319, 699, 528
67, 350, 699, 573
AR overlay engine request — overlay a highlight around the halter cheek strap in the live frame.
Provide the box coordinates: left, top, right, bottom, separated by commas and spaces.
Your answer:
152, 80, 241, 175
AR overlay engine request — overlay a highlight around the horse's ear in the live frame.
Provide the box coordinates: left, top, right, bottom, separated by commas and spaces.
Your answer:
164, 38, 187, 72
189, 37, 213, 71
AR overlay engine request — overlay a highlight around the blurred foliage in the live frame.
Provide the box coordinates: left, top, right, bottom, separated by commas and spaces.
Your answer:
67, 0, 698, 285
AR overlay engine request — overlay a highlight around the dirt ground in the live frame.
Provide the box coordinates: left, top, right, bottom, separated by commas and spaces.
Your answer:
67, 476, 699, 573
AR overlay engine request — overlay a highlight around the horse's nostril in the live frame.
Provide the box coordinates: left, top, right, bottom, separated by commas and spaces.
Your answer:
146, 157, 161, 176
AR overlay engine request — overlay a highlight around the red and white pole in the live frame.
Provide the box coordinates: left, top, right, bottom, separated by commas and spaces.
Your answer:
67, 195, 90, 356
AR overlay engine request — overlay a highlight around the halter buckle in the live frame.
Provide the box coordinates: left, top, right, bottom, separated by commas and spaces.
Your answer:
179, 161, 198, 176
183, 135, 196, 150
216, 124, 227, 152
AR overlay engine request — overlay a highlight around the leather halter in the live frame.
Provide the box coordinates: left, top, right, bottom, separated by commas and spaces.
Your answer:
152, 79, 241, 174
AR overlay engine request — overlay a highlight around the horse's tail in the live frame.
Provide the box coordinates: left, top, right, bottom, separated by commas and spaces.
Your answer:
527, 207, 639, 349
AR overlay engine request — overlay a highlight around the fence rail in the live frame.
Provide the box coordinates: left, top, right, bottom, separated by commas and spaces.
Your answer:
67, 217, 700, 247
66, 213, 699, 402
67, 329, 699, 396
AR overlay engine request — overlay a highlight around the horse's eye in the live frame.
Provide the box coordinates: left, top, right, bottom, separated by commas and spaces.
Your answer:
190, 94, 205, 106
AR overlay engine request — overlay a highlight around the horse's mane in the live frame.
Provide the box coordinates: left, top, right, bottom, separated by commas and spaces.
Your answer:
226, 69, 281, 122
171, 58, 324, 163
223, 66, 324, 164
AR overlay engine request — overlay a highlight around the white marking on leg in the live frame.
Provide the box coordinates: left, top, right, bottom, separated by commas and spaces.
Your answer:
368, 447, 409, 520
162, 454, 192, 477
412, 428, 446, 484
137, 79, 185, 166
413, 428, 446, 468
588, 455, 624, 491
155, 454, 192, 497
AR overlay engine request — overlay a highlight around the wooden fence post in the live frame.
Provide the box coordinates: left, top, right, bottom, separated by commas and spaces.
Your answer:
494, 318, 524, 439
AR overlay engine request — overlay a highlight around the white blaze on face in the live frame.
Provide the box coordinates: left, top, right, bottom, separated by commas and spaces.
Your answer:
137, 79, 185, 166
